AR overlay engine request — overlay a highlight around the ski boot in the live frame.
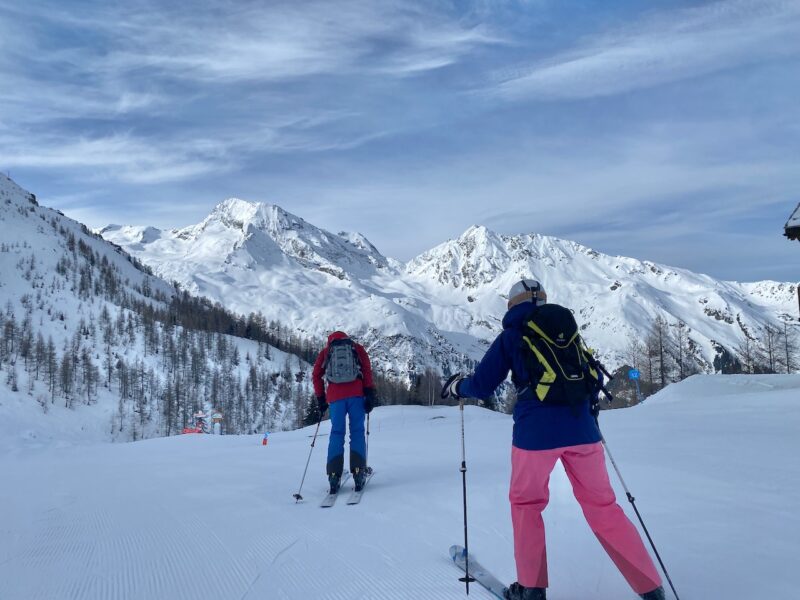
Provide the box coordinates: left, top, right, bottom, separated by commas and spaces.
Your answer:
353, 467, 367, 492
503, 582, 546, 600
640, 587, 665, 600
328, 473, 341, 494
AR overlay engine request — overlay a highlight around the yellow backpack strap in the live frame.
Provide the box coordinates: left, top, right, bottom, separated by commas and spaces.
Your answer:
526, 320, 578, 349
522, 336, 557, 401
579, 339, 599, 380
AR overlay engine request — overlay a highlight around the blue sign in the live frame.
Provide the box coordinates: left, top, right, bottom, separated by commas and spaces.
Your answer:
628, 369, 640, 380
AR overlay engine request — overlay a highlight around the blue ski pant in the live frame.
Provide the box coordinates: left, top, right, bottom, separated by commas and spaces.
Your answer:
326, 396, 366, 476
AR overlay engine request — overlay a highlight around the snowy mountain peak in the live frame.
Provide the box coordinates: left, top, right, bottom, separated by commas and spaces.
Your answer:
103, 197, 396, 308
405, 225, 599, 290
203, 198, 390, 276
458, 225, 509, 256
460, 223, 496, 240
205, 198, 304, 236
197, 199, 390, 271
100, 197, 392, 281
406, 225, 669, 292
406, 225, 517, 289
208, 197, 263, 229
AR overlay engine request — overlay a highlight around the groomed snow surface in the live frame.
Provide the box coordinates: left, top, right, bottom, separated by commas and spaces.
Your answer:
2, 374, 799, 599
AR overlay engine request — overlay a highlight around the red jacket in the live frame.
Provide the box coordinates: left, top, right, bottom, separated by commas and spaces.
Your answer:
312, 331, 374, 403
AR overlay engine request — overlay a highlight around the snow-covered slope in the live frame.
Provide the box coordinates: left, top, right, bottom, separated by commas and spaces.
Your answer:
1, 374, 797, 599
103, 200, 797, 380
0, 175, 314, 444
1, 173, 172, 309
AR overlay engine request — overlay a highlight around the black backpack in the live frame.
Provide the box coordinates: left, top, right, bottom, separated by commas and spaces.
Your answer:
324, 338, 362, 384
520, 304, 601, 407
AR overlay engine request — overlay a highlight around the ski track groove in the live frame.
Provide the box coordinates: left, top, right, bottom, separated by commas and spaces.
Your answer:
243, 529, 331, 599
238, 537, 301, 600
242, 530, 302, 567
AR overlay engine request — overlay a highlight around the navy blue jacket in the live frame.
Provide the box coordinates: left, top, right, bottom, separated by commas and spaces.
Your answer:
459, 303, 602, 451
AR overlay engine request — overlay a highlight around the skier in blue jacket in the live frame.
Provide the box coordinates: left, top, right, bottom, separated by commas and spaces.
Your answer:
442, 279, 664, 600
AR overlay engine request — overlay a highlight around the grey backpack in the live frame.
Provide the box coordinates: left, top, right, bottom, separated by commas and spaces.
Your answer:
324, 338, 362, 384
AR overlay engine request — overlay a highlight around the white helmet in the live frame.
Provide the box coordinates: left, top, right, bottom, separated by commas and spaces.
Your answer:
507, 279, 547, 309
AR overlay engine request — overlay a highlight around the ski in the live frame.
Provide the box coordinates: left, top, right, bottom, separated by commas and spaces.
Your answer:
449, 545, 507, 599
320, 473, 351, 508
346, 470, 374, 505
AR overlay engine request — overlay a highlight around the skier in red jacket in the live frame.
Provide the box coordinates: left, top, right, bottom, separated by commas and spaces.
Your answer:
312, 331, 375, 493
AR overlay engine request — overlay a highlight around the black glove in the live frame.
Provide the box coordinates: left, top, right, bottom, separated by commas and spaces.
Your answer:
441, 373, 466, 400
316, 395, 328, 417
363, 388, 376, 414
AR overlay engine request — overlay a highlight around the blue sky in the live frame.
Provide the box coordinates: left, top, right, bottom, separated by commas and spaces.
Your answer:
1, 0, 798, 281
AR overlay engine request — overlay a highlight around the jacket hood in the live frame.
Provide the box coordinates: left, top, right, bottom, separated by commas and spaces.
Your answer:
502, 302, 535, 330
327, 331, 349, 344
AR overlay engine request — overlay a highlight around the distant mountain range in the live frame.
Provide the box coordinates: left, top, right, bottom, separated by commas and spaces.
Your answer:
9, 170, 792, 446
100, 197, 798, 381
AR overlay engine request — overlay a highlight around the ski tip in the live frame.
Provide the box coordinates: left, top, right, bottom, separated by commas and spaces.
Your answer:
449, 545, 466, 562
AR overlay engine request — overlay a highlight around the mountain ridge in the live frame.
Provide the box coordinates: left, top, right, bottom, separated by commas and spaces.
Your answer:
100, 196, 797, 383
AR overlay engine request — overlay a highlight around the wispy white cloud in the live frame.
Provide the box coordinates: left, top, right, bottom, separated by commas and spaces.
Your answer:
0, 0, 495, 180
0, 108, 393, 184
0, 132, 226, 184
491, 0, 800, 100
0, 74, 166, 127
10, 0, 496, 83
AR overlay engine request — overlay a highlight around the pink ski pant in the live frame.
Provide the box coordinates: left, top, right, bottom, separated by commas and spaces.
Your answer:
510, 442, 662, 594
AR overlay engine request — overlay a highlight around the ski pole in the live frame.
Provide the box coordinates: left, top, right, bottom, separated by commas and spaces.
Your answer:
459, 398, 475, 594
293, 416, 322, 502
365, 413, 373, 475
602, 436, 681, 600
